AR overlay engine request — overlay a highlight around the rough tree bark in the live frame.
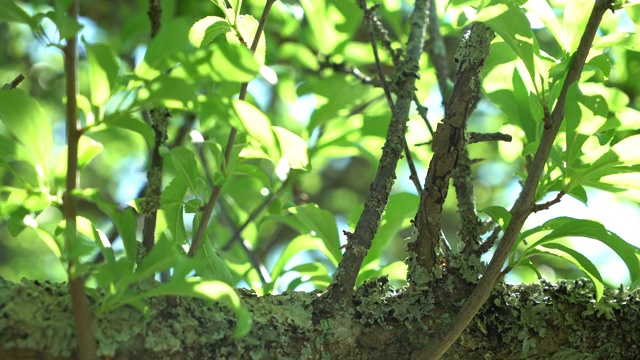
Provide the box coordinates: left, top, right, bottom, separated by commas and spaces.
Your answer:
1, 0, 636, 359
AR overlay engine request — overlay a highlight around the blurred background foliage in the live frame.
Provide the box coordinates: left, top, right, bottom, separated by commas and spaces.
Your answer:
0, 0, 639, 292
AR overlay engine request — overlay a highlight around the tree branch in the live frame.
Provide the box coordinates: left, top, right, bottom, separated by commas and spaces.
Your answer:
322, 0, 430, 306
140, 0, 168, 253
1, 74, 25, 90
63, 1, 97, 358
408, 23, 494, 281
416, 1, 615, 357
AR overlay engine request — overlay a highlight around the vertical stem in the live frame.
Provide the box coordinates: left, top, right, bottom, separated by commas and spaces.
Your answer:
141, 0, 168, 253
63, 1, 97, 359
188, 0, 277, 257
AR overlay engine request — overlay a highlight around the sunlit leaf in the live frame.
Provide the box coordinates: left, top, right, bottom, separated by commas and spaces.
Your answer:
273, 126, 309, 170
481, 206, 512, 229
287, 204, 342, 265
195, 235, 235, 286
143, 18, 191, 70
229, 15, 266, 65
520, 217, 640, 284
267, 234, 337, 293
84, 40, 119, 106
0, 90, 54, 180
233, 100, 278, 160
189, 16, 231, 47
594, 33, 640, 52
160, 177, 189, 244
209, 41, 260, 82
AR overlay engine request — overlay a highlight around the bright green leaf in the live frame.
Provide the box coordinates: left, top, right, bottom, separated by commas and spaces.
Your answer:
84, 40, 119, 106
520, 217, 640, 284
170, 146, 200, 193
287, 204, 341, 264
273, 126, 309, 170
594, 32, 640, 52
77, 137, 104, 170
195, 235, 235, 285
189, 16, 231, 47
0, 90, 54, 179
481, 206, 512, 229
233, 100, 278, 160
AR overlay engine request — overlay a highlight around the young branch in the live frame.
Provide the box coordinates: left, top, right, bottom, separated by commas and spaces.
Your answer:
2, 74, 25, 90
188, 0, 277, 257
416, 1, 614, 357
140, 0, 168, 253
426, 0, 450, 100
408, 23, 494, 280
63, 1, 97, 359
322, 0, 430, 306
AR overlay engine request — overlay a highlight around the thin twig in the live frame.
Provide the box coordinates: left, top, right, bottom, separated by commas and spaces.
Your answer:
361, 1, 422, 195
409, 23, 494, 278
426, 0, 450, 102
467, 131, 512, 144
2, 74, 25, 89
413, 94, 434, 137
188, 0, 277, 258
532, 191, 564, 212
218, 201, 270, 285
221, 176, 293, 251
63, 1, 97, 358
416, 1, 614, 357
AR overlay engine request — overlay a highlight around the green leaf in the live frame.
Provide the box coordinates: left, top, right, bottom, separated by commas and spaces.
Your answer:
540, 242, 604, 301
287, 204, 342, 265
354, 193, 419, 269
594, 32, 640, 52
142, 278, 251, 338
477, 5, 539, 84
77, 137, 104, 171
481, 206, 512, 229
170, 147, 200, 194
44, 9, 83, 40
195, 235, 235, 286
522, 0, 563, 47
0, 90, 54, 179
0, 0, 33, 25
161, 177, 189, 244
118, 236, 176, 290
267, 234, 337, 293
586, 54, 611, 77
563, 0, 592, 52
208, 41, 260, 82
520, 217, 640, 284
68, 217, 101, 260
142, 75, 198, 109
32, 227, 63, 259
92, 113, 154, 147
234, 163, 271, 187
278, 43, 319, 70
231, 14, 266, 65
84, 40, 120, 106
73, 188, 138, 261
273, 126, 310, 170
233, 100, 278, 160
143, 18, 191, 70
189, 16, 231, 47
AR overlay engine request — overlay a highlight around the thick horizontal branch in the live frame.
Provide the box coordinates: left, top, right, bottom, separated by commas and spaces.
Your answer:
1, 278, 638, 359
